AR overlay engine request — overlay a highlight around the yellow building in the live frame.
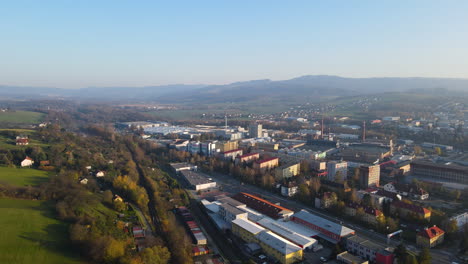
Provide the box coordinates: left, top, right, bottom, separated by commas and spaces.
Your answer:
256, 231, 303, 264
216, 140, 239, 152
390, 201, 431, 221
253, 157, 279, 172
275, 163, 301, 180
416, 226, 445, 248
231, 218, 265, 244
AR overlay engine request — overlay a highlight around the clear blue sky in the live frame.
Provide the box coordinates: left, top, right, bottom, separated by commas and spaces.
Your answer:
1, 0, 467, 88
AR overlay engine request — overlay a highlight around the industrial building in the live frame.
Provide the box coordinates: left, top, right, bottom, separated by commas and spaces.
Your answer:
256, 218, 317, 249
232, 192, 293, 220
218, 203, 248, 224
180, 170, 216, 191
345, 235, 394, 264
291, 210, 355, 242
411, 160, 468, 184
256, 231, 303, 264
337, 251, 369, 264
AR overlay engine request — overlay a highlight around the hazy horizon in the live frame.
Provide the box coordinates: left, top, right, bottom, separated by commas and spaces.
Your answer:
2, 0, 468, 88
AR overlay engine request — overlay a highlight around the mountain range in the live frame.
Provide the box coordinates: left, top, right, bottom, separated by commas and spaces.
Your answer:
1, 75, 468, 103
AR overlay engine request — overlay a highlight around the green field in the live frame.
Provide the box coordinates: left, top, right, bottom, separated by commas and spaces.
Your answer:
0, 167, 51, 186
0, 199, 84, 264
0, 111, 45, 124
0, 129, 49, 150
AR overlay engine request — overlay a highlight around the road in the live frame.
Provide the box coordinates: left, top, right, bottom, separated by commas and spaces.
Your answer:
208, 171, 456, 264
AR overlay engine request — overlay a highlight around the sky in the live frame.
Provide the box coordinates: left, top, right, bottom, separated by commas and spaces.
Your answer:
1, 0, 468, 88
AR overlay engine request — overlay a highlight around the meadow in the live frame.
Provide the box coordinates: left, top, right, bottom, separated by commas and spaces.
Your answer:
0, 166, 51, 186
0, 199, 84, 264
0, 110, 45, 124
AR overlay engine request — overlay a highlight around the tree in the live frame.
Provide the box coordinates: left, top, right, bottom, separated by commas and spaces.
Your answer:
418, 247, 432, 264
113, 200, 127, 212
297, 184, 311, 204
103, 237, 126, 263
394, 244, 408, 264
140, 246, 171, 264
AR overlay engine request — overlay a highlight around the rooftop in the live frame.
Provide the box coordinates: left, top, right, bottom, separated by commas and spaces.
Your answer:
256, 231, 302, 255
232, 192, 293, 219
232, 218, 265, 235
223, 148, 243, 155
418, 226, 445, 239
337, 251, 367, 264
257, 218, 316, 248
169, 162, 195, 170
216, 196, 245, 208
180, 170, 215, 186
392, 201, 430, 215
292, 210, 355, 237
347, 235, 385, 251
238, 152, 260, 159
220, 203, 246, 216
255, 157, 279, 164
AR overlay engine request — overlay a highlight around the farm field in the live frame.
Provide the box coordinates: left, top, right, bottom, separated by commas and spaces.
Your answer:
0, 199, 85, 264
0, 110, 45, 124
0, 166, 51, 186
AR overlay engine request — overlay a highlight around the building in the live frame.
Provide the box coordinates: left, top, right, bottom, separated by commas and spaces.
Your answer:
218, 203, 248, 224
16, 136, 29, 145
249, 124, 263, 138
257, 218, 317, 249
320, 179, 351, 193
200, 141, 217, 156
383, 182, 429, 200
337, 251, 369, 264
345, 235, 394, 264
281, 183, 298, 197
20, 156, 34, 167
314, 192, 337, 209
96, 171, 105, 177
180, 170, 216, 191
257, 142, 280, 152
341, 143, 392, 163
213, 140, 238, 153
275, 163, 301, 180
416, 226, 445, 248
291, 210, 355, 242
256, 231, 303, 264
232, 192, 293, 219
411, 160, 468, 184
390, 201, 431, 221
170, 162, 197, 173
450, 212, 468, 230
359, 165, 380, 188
232, 218, 265, 243
327, 161, 348, 181
220, 148, 243, 161
345, 203, 384, 226
311, 160, 327, 171
253, 157, 279, 172
235, 152, 260, 165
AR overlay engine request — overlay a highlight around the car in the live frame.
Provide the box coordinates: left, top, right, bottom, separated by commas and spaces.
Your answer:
320, 256, 327, 262
258, 254, 267, 260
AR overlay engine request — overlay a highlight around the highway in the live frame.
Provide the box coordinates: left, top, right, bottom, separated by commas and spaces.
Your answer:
208, 171, 456, 264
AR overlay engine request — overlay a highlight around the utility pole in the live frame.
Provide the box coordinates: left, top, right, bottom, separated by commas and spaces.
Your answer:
362, 121, 366, 142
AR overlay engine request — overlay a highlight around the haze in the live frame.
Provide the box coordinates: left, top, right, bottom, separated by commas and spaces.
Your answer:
1, 0, 468, 88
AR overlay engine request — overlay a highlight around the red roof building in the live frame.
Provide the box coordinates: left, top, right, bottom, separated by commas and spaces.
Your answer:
417, 226, 445, 248
390, 201, 431, 220
232, 192, 293, 219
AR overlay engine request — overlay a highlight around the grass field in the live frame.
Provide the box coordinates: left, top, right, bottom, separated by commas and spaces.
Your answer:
0, 129, 49, 150
0, 111, 45, 124
0, 199, 85, 264
0, 167, 51, 186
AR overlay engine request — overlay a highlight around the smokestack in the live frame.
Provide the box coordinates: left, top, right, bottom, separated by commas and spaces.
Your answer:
362, 121, 366, 142
321, 118, 324, 139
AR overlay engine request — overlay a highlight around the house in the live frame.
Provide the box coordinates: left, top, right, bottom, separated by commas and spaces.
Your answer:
39, 160, 50, 166
345, 203, 384, 226
16, 136, 29, 145
79, 178, 88, 185
383, 182, 429, 200
390, 201, 431, 221
20, 157, 34, 167
95, 171, 105, 177
281, 183, 298, 197
314, 192, 337, 209
416, 225, 444, 248
133, 226, 145, 238
113, 195, 124, 203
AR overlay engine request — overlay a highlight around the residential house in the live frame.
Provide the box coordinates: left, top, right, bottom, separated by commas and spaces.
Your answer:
281, 183, 298, 197
79, 178, 88, 185
383, 182, 429, 200
390, 201, 431, 221
20, 156, 34, 167
96, 171, 105, 177
416, 226, 445, 248
345, 203, 384, 226
16, 136, 29, 145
